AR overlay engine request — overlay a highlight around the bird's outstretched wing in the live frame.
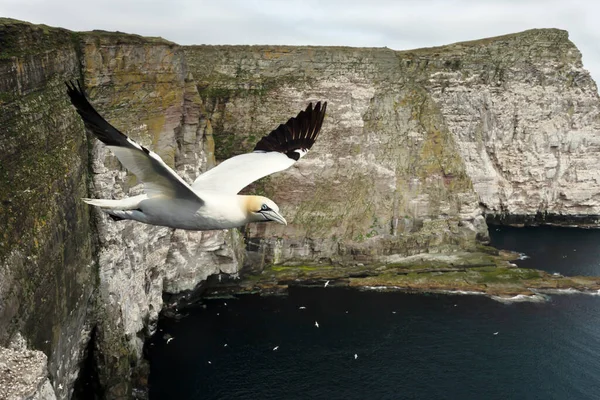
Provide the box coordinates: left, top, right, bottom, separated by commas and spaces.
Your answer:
66, 81, 203, 204
192, 101, 327, 194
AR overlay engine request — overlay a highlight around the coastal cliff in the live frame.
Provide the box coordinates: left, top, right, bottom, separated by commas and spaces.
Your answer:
1, 18, 599, 399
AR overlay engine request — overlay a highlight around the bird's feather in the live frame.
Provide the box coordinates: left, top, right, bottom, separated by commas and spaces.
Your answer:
192, 101, 327, 194
66, 81, 203, 204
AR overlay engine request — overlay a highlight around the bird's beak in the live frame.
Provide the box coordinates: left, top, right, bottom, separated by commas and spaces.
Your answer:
262, 210, 287, 225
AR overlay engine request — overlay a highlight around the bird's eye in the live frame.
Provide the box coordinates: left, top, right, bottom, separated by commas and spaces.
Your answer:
261, 204, 269, 211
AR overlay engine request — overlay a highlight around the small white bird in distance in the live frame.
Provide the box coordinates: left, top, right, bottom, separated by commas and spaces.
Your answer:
66, 81, 327, 231
299, 306, 306, 310
315, 321, 319, 328
208, 361, 212, 364
354, 354, 358, 360
224, 344, 228, 347
166, 337, 174, 344
273, 346, 279, 351
493, 332, 499, 335
324, 280, 330, 287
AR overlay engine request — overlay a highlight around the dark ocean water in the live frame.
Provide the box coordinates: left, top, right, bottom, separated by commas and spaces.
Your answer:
490, 225, 600, 276
148, 227, 600, 400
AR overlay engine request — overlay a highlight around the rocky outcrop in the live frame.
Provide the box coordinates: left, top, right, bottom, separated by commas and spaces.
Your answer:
2, 18, 600, 399
0, 335, 57, 400
0, 19, 94, 400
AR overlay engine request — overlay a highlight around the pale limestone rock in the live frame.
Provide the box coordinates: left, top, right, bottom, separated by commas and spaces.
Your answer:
0, 346, 56, 400
82, 35, 242, 396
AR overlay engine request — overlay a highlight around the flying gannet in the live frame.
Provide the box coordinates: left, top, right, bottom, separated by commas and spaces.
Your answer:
65, 81, 327, 230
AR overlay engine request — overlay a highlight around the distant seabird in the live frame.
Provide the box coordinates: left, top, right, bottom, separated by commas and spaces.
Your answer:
299, 306, 306, 310
65, 81, 327, 230
315, 321, 319, 328
273, 346, 279, 351
166, 337, 174, 344
493, 332, 499, 335
354, 354, 358, 360
324, 280, 330, 287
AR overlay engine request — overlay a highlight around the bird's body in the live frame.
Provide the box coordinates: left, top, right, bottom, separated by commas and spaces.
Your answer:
66, 81, 327, 231
91, 192, 259, 230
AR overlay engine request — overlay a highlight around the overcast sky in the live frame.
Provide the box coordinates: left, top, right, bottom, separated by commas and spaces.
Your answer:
3, 0, 599, 89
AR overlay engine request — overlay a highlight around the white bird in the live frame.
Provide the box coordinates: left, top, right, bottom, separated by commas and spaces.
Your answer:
273, 346, 279, 351
299, 306, 306, 310
66, 81, 327, 230
324, 280, 330, 287
493, 332, 499, 335
166, 337, 174, 344
315, 321, 319, 328
208, 361, 212, 364
354, 354, 358, 360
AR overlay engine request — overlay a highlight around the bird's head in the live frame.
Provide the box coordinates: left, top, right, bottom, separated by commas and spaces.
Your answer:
244, 196, 287, 225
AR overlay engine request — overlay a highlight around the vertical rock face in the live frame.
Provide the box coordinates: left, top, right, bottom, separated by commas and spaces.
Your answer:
419, 29, 600, 218
0, 19, 94, 400
184, 45, 486, 266
78, 32, 241, 397
184, 30, 600, 266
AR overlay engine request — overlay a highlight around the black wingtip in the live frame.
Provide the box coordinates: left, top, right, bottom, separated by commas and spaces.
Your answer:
253, 100, 328, 158
66, 79, 130, 147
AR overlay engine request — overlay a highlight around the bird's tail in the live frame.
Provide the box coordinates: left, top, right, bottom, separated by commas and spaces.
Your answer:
82, 194, 147, 210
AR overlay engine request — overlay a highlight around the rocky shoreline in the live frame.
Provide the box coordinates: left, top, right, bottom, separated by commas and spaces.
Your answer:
202, 249, 600, 300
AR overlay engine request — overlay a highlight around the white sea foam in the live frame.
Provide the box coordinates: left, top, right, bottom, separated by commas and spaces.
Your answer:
490, 293, 549, 303
363, 286, 403, 291
443, 290, 486, 296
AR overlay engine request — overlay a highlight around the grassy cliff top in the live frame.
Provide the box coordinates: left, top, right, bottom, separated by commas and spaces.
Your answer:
183, 28, 573, 55
0, 17, 175, 59
0, 17, 575, 59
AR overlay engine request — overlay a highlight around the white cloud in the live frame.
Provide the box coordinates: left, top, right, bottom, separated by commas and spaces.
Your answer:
2, 0, 599, 87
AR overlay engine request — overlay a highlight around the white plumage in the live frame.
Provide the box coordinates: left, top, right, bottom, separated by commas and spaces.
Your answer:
66, 81, 327, 230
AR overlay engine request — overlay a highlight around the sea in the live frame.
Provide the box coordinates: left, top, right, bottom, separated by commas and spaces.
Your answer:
147, 226, 600, 399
